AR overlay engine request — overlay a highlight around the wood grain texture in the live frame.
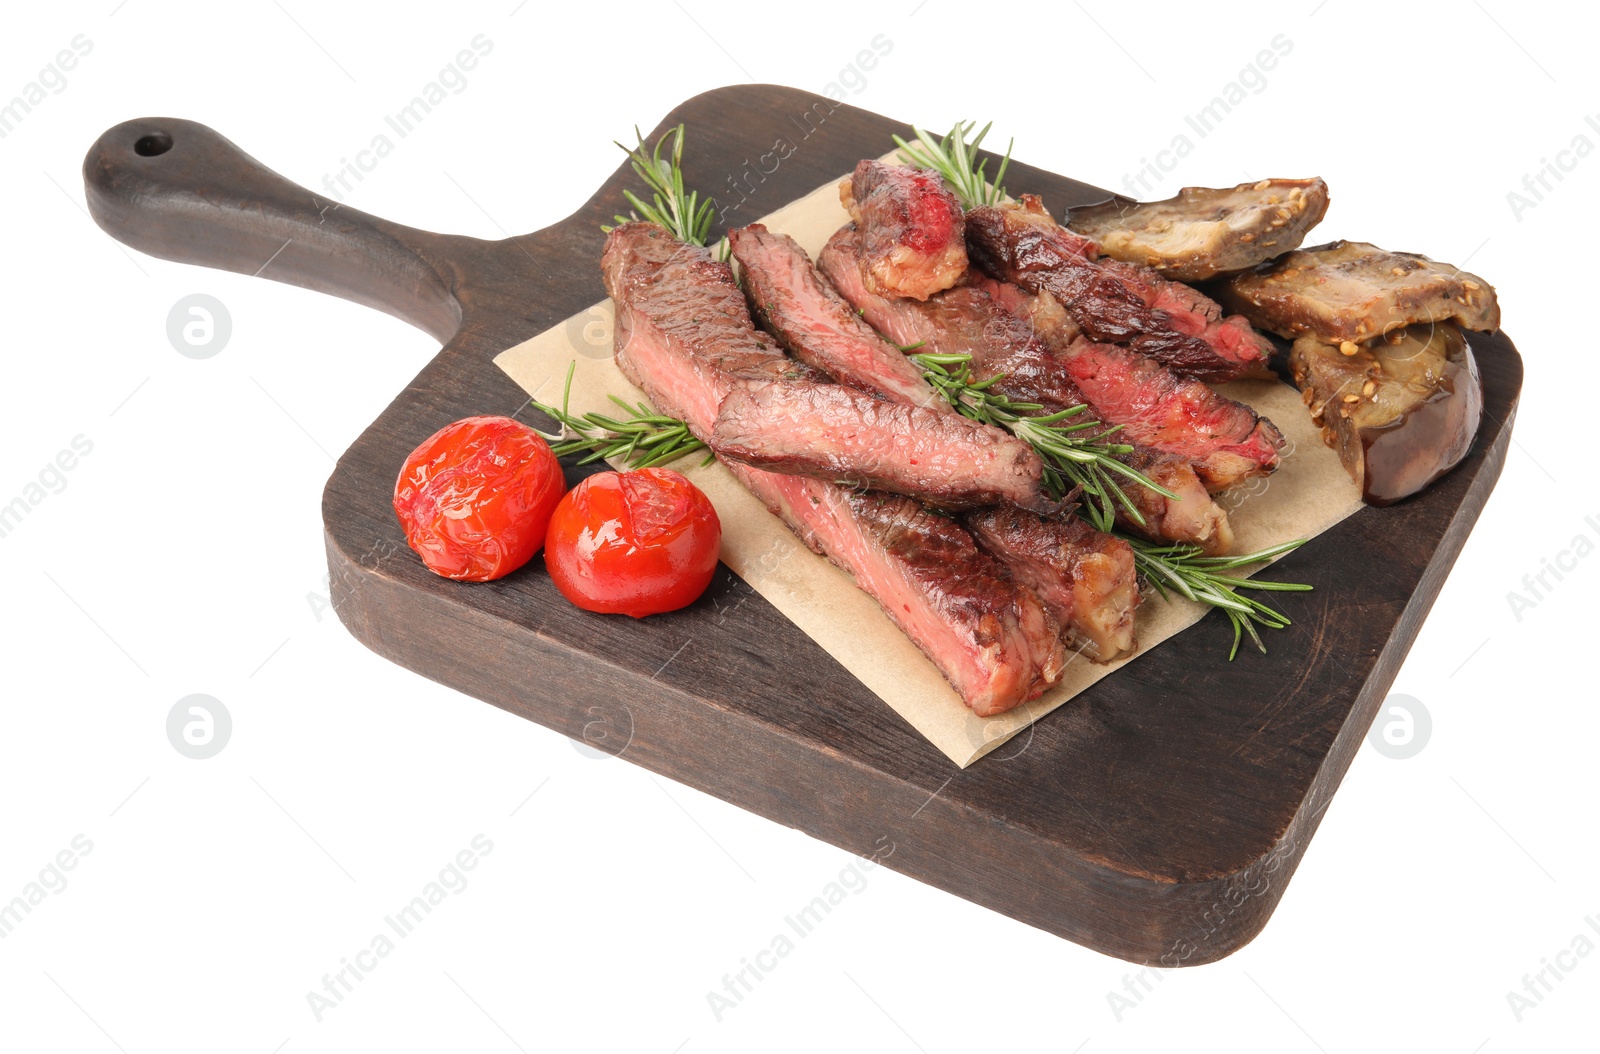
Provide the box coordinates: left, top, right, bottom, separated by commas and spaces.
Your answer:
82, 86, 1522, 964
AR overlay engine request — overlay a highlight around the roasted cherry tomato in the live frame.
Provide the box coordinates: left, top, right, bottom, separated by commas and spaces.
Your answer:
393, 415, 565, 582
544, 468, 721, 617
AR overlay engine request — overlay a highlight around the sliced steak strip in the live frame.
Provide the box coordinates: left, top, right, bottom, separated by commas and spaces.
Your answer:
962, 270, 1282, 493
712, 383, 1056, 513
729, 223, 942, 409
965, 506, 1140, 663
965, 196, 1269, 381
1217, 239, 1501, 343
840, 159, 967, 301
602, 222, 1063, 715
1060, 334, 1283, 494
603, 222, 819, 436
1066, 178, 1331, 281
737, 470, 1066, 716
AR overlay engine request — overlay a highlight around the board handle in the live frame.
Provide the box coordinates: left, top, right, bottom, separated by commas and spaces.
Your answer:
83, 118, 463, 342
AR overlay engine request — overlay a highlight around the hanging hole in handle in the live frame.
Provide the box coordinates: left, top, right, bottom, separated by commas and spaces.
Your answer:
134, 131, 173, 157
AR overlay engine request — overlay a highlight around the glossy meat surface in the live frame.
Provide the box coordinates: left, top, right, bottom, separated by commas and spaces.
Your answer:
735, 467, 1066, 716
729, 223, 941, 409
712, 382, 1054, 512
602, 222, 817, 437
840, 159, 968, 301
965, 196, 1270, 381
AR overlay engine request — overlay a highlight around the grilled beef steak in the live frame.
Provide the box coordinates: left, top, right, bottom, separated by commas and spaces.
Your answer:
712, 382, 1057, 512
1218, 240, 1501, 344
965, 506, 1140, 663
1093, 258, 1274, 375
840, 159, 967, 301
1290, 322, 1482, 505
1066, 178, 1331, 281
819, 225, 1234, 552
603, 222, 820, 433
964, 196, 1270, 381
965, 273, 1237, 548
1060, 334, 1282, 494
822, 225, 1272, 523
729, 223, 941, 409
602, 221, 1064, 714
966, 272, 1282, 493
737, 473, 1067, 715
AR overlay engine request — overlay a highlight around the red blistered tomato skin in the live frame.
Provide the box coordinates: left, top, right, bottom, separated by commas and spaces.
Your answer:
393, 415, 566, 582
544, 468, 721, 618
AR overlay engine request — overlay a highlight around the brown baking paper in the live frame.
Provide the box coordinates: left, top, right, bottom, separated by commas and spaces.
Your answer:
493, 167, 1366, 767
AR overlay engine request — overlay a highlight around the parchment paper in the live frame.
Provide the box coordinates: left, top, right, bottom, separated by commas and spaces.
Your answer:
494, 167, 1366, 767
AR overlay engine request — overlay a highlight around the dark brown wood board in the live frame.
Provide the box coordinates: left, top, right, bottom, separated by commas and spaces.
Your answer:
82, 86, 1521, 965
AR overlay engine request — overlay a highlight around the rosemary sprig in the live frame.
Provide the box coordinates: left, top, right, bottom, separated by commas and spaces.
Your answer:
1123, 536, 1312, 660
893, 121, 1012, 210
603, 123, 718, 251
530, 362, 711, 470
912, 351, 1174, 532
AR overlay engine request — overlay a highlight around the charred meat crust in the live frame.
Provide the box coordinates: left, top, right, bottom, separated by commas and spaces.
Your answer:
964, 196, 1270, 382
1066, 178, 1331, 281
841, 159, 968, 301
1217, 239, 1502, 344
1092, 258, 1275, 379
728, 223, 942, 409
1291, 322, 1483, 506
965, 506, 1141, 664
711, 382, 1057, 513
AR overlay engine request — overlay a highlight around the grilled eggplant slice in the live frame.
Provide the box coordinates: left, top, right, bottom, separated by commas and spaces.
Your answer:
1290, 322, 1483, 505
1067, 178, 1330, 281
1219, 240, 1501, 344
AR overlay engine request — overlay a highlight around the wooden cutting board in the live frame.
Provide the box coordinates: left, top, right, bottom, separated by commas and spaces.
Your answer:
82, 86, 1522, 965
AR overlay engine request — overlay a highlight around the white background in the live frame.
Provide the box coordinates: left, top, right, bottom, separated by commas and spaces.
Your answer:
2, 1, 1595, 1050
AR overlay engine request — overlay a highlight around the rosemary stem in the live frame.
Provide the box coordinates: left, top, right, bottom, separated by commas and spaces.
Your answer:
530, 362, 708, 471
